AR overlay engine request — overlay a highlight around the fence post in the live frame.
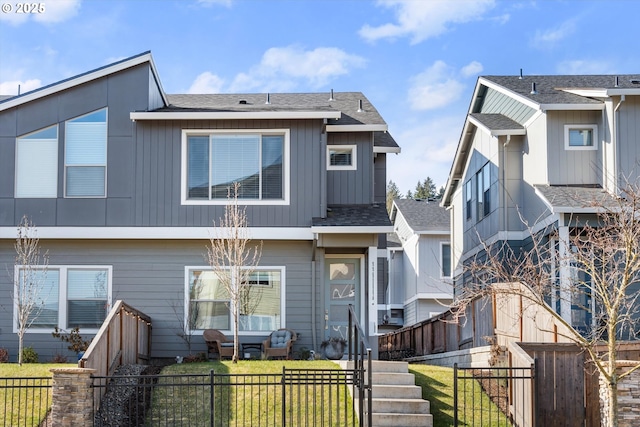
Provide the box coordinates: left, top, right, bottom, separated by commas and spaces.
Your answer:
453, 363, 458, 427
50, 367, 96, 427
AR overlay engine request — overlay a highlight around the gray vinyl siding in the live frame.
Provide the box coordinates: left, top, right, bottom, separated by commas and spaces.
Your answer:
617, 96, 640, 182
0, 239, 315, 361
374, 153, 386, 204
546, 110, 602, 185
480, 87, 536, 125
327, 133, 373, 205
148, 68, 165, 111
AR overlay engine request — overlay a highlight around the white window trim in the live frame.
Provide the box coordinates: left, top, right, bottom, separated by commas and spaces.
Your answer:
440, 241, 452, 279
327, 144, 357, 171
181, 129, 290, 206
64, 108, 109, 198
185, 265, 286, 336
13, 265, 113, 334
564, 124, 598, 151
15, 125, 59, 198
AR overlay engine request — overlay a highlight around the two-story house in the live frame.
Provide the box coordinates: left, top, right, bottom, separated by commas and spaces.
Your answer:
387, 198, 452, 327
442, 73, 640, 332
0, 51, 399, 361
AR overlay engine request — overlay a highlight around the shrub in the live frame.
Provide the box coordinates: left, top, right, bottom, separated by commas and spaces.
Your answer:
0, 348, 8, 363
22, 346, 38, 363
183, 352, 207, 363
52, 326, 91, 353
51, 353, 68, 363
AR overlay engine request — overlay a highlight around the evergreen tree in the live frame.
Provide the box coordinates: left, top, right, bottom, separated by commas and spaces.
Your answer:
386, 180, 401, 213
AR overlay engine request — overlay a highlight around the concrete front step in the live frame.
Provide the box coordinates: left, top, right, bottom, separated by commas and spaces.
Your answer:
372, 384, 423, 399
372, 372, 417, 385
372, 412, 433, 427
372, 397, 430, 414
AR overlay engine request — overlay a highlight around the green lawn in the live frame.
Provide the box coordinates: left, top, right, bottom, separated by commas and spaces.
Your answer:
152, 360, 354, 426
0, 363, 76, 427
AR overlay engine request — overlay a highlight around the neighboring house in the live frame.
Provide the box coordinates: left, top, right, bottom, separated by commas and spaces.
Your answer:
385, 198, 452, 328
0, 51, 400, 361
442, 73, 640, 333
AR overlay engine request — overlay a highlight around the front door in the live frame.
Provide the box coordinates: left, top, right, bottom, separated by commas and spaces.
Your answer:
325, 258, 360, 340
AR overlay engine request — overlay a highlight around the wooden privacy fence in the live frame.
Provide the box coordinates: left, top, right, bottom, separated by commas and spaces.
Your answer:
79, 300, 152, 410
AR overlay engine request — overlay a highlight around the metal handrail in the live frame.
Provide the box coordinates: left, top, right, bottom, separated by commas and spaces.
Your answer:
347, 304, 372, 427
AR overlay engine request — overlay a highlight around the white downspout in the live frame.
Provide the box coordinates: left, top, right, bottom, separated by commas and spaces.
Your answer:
502, 135, 511, 231
614, 95, 625, 192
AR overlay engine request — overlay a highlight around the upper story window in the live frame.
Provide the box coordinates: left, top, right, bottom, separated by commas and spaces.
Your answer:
15, 125, 58, 198
327, 145, 357, 170
182, 130, 289, 205
14, 265, 111, 332
476, 162, 491, 219
187, 267, 284, 333
465, 180, 472, 220
65, 109, 108, 197
440, 242, 451, 278
564, 124, 597, 151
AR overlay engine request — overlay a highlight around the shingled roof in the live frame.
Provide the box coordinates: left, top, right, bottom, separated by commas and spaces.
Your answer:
312, 204, 392, 228
534, 184, 620, 213
393, 199, 449, 232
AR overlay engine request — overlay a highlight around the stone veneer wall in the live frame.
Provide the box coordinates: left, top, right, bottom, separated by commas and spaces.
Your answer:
599, 361, 640, 427
50, 367, 95, 427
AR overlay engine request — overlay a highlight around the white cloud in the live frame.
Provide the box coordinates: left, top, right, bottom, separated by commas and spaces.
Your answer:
408, 61, 465, 111
229, 46, 366, 92
388, 115, 463, 192
0, 0, 80, 25
461, 61, 483, 78
197, 0, 232, 6
359, 0, 496, 44
0, 79, 42, 95
532, 18, 577, 48
556, 60, 616, 75
188, 72, 226, 94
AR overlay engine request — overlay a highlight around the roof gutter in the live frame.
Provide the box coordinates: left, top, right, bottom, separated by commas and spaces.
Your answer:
131, 111, 342, 121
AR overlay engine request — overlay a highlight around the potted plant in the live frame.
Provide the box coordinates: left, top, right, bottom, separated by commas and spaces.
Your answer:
52, 327, 91, 360
320, 336, 347, 360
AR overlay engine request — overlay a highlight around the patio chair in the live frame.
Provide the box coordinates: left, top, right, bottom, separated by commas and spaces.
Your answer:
263, 328, 297, 360
203, 329, 235, 360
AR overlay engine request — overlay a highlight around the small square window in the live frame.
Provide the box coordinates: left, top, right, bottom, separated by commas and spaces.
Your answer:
564, 125, 597, 151
327, 145, 357, 170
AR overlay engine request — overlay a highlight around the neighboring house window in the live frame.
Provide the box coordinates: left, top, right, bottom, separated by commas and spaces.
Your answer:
441, 242, 451, 278
564, 124, 597, 151
182, 130, 289, 205
476, 162, 491, 219
65, 109, 108, 197
327, 145, 357, 170
14, 266, 111, 332
187, 267, 284, 332
465, 180, 472, 220
15, 125, 58, 198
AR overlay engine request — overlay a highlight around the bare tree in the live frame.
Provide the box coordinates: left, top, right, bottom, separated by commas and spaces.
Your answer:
13, 216, 49, 366
206, 182, 262, 363
457, 182, 640, 427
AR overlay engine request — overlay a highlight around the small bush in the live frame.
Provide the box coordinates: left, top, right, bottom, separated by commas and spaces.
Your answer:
51, 353, 68, 363
0, 348, 8, 363
183, 352, 207, 363
22, 346, 39, 363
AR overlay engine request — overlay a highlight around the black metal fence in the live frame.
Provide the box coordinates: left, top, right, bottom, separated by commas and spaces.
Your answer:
0, 377, 52, 427
92, 368, 359, 427
454, 363, 536, 427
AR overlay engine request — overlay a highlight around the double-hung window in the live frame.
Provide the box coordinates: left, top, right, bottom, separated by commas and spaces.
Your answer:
15, 125, 58, 198
187, 267, 284, 333
476, 162, 491, 219
65, 109, 107, 197
183, 130, 288, 204
14, 266, 111, 332
564, 124, 597, 150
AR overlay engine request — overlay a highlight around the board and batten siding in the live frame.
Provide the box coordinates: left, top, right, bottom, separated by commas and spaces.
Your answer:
546, 110, 602, 186
617, 95, 640, 182
0, 239, 315, 361
327, 133, 374, 205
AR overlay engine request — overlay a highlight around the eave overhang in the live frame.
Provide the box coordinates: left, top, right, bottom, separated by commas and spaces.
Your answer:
130, 110, 342, 121
325, 124, 388, 132
311, 226, 394, 234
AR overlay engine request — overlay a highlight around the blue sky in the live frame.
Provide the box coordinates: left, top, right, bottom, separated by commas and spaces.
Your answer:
2, 0, 639, 195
